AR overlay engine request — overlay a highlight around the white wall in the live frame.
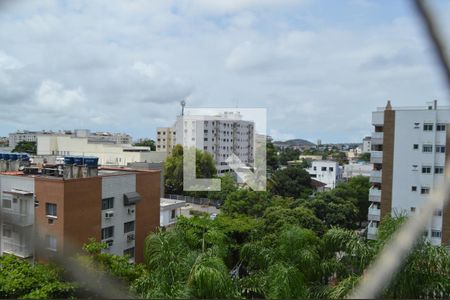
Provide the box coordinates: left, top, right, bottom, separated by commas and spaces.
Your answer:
307, 161, 342, 189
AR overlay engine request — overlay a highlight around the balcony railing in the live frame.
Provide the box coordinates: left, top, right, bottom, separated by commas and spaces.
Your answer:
367, 222, 378, 240
0, 210, 33, 227
370, 170, 382, 183
371, 132, 384, 145
368, 204, 381, 222
369, 187, 381, 202
2, 241, 33, 258
370, 151, 383, 164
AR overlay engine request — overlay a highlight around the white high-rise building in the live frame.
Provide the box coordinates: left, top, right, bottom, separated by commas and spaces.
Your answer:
174, 112, 255, 174
367, 100, 449, 246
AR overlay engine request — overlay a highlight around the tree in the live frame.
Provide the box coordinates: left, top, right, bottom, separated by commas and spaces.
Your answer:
12, 141, 36, 155
270, 166, 312, 198
207, 173, 238, 202
222, 189, 272, 218
278, 148, 301, 166
266, 141, 279, 172
163, 145, 217, 195
0, 254, 75, 299
134, 139, 156, 151
358, 152, 370, 162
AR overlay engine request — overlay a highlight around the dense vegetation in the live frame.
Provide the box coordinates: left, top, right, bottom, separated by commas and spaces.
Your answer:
12, 141, 37, 155
133, 139, 156, 151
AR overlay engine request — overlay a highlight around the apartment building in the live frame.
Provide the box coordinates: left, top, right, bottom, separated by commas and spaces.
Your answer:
362, 136, 372, 153
165, 112, 255, 174
9, 129, 132, 149
307, 160, 343, 190
367, 100, 449, 246
0, 154, 160, 263
156, 127, 176, 154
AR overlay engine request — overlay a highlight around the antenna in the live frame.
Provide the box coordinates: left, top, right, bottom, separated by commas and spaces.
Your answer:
180, 99, 186, 116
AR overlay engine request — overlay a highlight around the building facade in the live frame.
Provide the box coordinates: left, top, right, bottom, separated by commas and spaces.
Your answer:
367, 100, 449, 246
173, 112, 255, 174
362, 136, 372, 153
306, 160, 343, 190
37, 135, 166, 166
0, 165, 160, 263
156, 127, 176, 154
160, 198, 185, 228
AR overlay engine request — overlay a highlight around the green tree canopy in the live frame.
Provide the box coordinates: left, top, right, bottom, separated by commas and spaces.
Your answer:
133, 139, 156, 150
269, 165, 312, 198
12, 141, 37, 155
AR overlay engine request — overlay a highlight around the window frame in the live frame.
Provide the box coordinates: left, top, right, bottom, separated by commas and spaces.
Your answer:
124, 221, 135, 234
101, 197, 114, 210
45, 203, 57, 217
101, 226, 114, 240
423, 123, 434, 131
422, 144, 433, 152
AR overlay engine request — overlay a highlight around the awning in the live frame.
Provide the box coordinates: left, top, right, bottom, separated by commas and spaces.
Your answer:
3, 189, 34, 196
123, 192, 141, 206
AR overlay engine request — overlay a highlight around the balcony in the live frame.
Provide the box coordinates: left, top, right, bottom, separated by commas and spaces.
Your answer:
371, 132, 384, 145
0, 210, 33, 227
2, 241, 33, 258
368, 204, 381, 222
370, 151, 383, 164
369, 187, 381, 202
367, 222, 378, 240
370, 170, 382, 183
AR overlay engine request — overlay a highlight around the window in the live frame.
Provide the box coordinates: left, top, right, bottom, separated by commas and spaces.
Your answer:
421, 166, 431, 174
431, 230, 442, 238
435, 145, 445, 153
411, 186, 417, 192
423, 123, 433, 131
421, 187, 430, 194
45, 203, 57, 217
123, 247, 135, 258
2, 226, 11, 238
313, 166, 317, 171
436, 123, 446, 131
422, 144, 433, 152
101, 226, 114, 240
433, 209, 443, 216
435, 166, 444, 174
410, 207, 416, 212
329, 167, 334, 171
2, 198, 12, 209
124, 221, 135, 233
204, 138, 208, 141
102, 197, 114, 210
171, 209, 176, 219
413, 144, 419, 150
46, 235, 57, 251
321, 167, 327, 171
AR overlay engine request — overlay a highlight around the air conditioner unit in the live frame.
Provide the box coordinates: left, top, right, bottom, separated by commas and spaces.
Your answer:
104, 211, 114, 219
127, 208, 135, 214
127, 234, 135, 242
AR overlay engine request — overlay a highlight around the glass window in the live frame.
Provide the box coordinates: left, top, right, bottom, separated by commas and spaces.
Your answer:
435, 166, 444, 174
421, 166, 431, 174
433, 210, 442, 216
101, 226, 114, 240
2, 226, 12, 238
102, 197, 114, 210
421, 187, 430, 194
410, 207, 416, 212
422, 144, 433, 152
423, 123, 433, 131
431, 230, 442, 238
329, 167, 334, 171
124, 221, 135, 233
2, 198, 12, 209
171, 209, 176, 219
411, 186, 417, 192
321, 167, 327, 171
123, 247, 135, 258
46, 235, 57, 251
45, 203, 57, 217
435, 145, 445, 153
436, 124, 446, 131
413, 144, 419, 150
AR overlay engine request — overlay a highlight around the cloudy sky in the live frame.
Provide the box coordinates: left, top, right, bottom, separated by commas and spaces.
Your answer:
0, 0, 449, 143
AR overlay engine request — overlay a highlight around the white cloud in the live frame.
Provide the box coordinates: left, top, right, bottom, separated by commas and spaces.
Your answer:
35, 80, 86, 110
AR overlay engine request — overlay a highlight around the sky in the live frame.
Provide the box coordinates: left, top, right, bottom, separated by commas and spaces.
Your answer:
0, 0, 449, 143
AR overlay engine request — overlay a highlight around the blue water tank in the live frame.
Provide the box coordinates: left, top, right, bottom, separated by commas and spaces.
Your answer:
3, 153, 9, 160
84, 157, 99, 167
73, 156, 84, 165
0, 153, 4, 160
64, 156, 75, 165
9, 153, 18, 161
19, 153, 30, 161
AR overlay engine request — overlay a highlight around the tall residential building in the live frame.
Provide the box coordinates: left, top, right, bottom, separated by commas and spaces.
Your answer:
174, 112, 255, 174
367, 100, 449, 246
0, 155, 160, 263
362, 136, 371, 153
9, 129, 133, 149
156, 127, 176, 154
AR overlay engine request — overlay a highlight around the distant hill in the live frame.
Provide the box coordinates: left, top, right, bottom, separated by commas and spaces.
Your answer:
273, 139, 316, 147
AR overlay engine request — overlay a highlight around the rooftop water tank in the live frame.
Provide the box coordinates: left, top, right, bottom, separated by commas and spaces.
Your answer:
73, 156, 84, 165
84, 157, 99, 167
19, 153, 30, 161
64, 156, 75, 165
3, 153, 10, 161
9, 153, 18, 161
